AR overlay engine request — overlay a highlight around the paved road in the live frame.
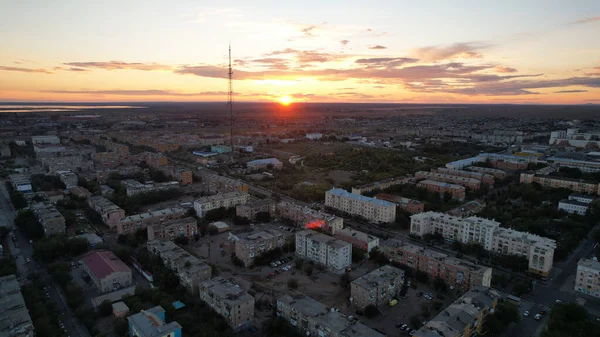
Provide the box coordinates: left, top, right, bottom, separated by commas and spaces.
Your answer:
0, 182, 90, 337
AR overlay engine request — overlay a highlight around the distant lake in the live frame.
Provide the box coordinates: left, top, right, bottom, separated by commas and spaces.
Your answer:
0, 105, 144, 113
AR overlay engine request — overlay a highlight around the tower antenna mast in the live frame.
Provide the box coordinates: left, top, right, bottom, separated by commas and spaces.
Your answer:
228, 44, 234, 162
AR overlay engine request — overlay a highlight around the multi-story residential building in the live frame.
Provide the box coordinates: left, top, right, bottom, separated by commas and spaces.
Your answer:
57, 170, 78, 188
351, 175, 413, 195
121, 179, 180, 196
127, 306, 182, 337
434, 167, 494, 185
203, 173, 249, 194
194, 191, 250, 217
160, 166, 193, 185
374, 193, 424, 214
147, 217, 198, 241
350, 265, 405, 309
467, 166, 507, 179
81, 250, 132, 293
42, 155, 94, 174
235, 199, 277, 220
142, 152, 169, 167
277, 293, 385, 337
417, 180, 466, 201
88, 196, 125, 228
549, 128, 600, 148
413, 286, 501, 337
334, 228, 379, 252
118, 207, 187, 235
0, 142, 11, 158
547, 157, 600, 173
147, 240, 211, 294
569, 193, 596, 204
445, 199, 486, 218
0, 274, 35, 337
69, 186, 92, 199
93, 151, 131, 168
558, 199, 590, 215
575, 258, 600, 298
415, 171, 482, 190
230, 229, 286, 266
295, 230, 351, 273
198, 277, 254, 331
411, 212, 557, 277
325, 188, 396, 223
246, 158, 283, 171
381, 239, 492, 291
520, 173, 599, 195
31, 202, 66, 235
276, 201, 343, 234
8, 174, 32, 193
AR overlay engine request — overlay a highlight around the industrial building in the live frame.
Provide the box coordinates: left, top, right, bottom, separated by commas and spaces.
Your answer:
81, 250, 132, 293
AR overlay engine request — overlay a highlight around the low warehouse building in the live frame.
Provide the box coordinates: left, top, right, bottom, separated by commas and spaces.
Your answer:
81, 250, 132, 293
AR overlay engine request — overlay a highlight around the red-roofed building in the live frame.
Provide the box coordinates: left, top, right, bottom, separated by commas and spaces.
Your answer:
81, 250, 132, 293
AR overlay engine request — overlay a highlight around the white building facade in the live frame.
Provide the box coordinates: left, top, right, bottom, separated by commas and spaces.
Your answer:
194, 191, 250, 217
325, 188, 396, 223
295, 230, 351, 273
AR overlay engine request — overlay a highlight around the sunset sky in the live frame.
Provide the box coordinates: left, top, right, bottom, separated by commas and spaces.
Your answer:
1, 0, 599, 104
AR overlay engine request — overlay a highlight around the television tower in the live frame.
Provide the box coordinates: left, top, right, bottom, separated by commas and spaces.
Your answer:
228, 44, 234, 162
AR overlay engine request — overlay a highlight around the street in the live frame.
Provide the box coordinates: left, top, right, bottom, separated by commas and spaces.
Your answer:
0, 181, 90, 337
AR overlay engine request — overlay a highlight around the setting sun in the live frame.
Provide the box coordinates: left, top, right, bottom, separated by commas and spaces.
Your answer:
279, 95, 292, 106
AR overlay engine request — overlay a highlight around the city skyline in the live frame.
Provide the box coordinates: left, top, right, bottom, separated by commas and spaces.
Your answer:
1, 0, 599, 104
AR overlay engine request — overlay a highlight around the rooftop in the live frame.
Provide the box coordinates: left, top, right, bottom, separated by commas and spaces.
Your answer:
127, 306, 182, 337
200, 276, 253, 305
327, 188, 396, 207
417, 179, 466, 190
81, 250, 131, 280
336, 227, 378, 242
351, 265, 404, 290
578, 258, 600, 271
247, 158, 282, 165
494, 227, 557, 248
121, 207, 186, 223
559, 199, 591, 207
297, 230, 351, 249
0, 275, 35, 337
195, 191, 248, 204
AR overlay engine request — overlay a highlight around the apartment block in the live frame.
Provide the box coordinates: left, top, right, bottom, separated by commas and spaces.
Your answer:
411, 212, 556, 277
558, 199, 590, 215
88, 196, 125, 228
160, 165, 193, 185
549, 128, 600, 148
204, 174, 249, 194
434, 167, 494, 185
147, 240, 212, 294
0, 143, 9, 158
8, 174, 32, 193
198, 277, 254, 331
295, 230, 351, 273
277, 293, 385, 337
547, 156, 600, 173
334, 227, 379, 252
235, 199, 277, 220
31, 202, 66, 235
351, 175, 413, 195
413, 286, 501, 337
325, 188, 396, 223
417, 180, 466, 201
143, 152, 169, 167
147, 217, 198, 241
350, 265, 405, 309
374, 193, 424, 214
575, 258, 600, 298
42, 155, 93, 174
127, 306, 182, 337
93, 151, 130, 168
193, 191, 250, 217
381, 239, 492, 291
520, 173, 599, 195
121, 179, 180, 196
415, 171, 482, 190
118, 207, 187, 235
57, 170, 78, 188
0, 275, 35, 337
467, 166, 507, 179
276, 201, 343, 234
230, 229, 286, 266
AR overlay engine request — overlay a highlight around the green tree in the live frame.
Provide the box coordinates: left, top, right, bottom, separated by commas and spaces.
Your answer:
415, 270, 429, 284
433, 277, 447, 292
114, 318, 129, 336
364, 304, 378, 318
98, 300, 113, 317
287, 278, 299, 289
304, 264, 313, 276
352, 247, 365, 263
340, 272, 351, 288
14, 210, 44, 240
10, 191, 27, 209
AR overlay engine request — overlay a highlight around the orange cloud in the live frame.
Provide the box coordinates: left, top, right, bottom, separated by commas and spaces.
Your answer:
62, 61, 171, 71
368, 45, 387, 50
411, 42, 489, 61
0, 65, 53, 74
495, 66, 518, 73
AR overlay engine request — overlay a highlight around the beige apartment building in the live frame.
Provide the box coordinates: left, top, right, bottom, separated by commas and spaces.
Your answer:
277, 293, 385, 337
410, 212, 556, 277
334, 227, 379, 252
295, 230, 351, 273
276, 201, 343, 234
194, 191, 250, 217
204, 174, 249, 194
147, 217, 198, 241
434, 167, 494, 185
417, 180, 466, 201
31, 202, 66, 235
118, 207, 187, 235
235, 199, 277, 220
415, 171, 482, 190
575, 258, 600, 298
350, 265, 405, 309
520, 173, 599, 195
325, 188, 396, 223
468, 166, 507, 179
88, 196, 125, 229
230, 229, 285, 266
147, 240, 212, 294
381, 239, 492, 291
374, 193, 424, 214
351, 175, 413, 195
198, 277, 255, 331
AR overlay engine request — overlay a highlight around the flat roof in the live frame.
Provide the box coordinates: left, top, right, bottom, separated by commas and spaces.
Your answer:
297, 230, 351, 249
0, 275, 35, 336
559, 199, 590, 207
121, 207, 186, 223
352, 265, 404, 290
578, 258, 600, 271
82, 250, 131, 280
327, 188, 396, 207
127, 306, 182, 337
195, 191, 247, 204
417, 180, 465, 190
336, 227, 378, 243
200, 276, 253, 305
247, 158, 282, 165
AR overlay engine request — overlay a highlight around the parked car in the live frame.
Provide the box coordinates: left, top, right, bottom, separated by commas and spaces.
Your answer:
535, 314, 542, 320
524, 311, 529, 317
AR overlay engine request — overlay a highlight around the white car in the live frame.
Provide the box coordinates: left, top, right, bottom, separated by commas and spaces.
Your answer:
534, 314, 542, 320
524, 311, 529, 317
25, 258, 31, 263
555, 299, 562, 304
